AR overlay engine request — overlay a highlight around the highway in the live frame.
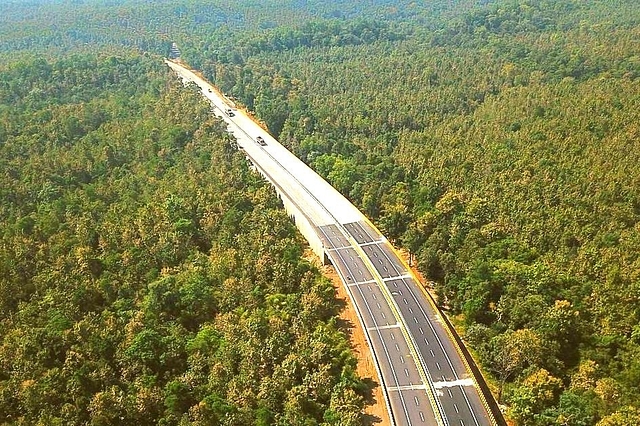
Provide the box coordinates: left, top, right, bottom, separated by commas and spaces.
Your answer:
165, 59, 501, 426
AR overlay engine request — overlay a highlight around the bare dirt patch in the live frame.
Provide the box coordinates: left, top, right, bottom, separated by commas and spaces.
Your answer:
305, 250, 390, 426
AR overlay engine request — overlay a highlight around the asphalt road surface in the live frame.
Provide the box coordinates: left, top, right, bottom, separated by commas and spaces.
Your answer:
166, 59, 499, 426
318, 223, 439, 425
342, 221, 492, 426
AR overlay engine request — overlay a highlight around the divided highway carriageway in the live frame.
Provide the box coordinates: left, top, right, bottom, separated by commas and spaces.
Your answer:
166, 59, 503, 426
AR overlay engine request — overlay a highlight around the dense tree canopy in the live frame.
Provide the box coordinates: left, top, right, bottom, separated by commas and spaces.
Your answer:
0, 55, 365, 425
180, 1, 639, 424
1, 0, 639, 424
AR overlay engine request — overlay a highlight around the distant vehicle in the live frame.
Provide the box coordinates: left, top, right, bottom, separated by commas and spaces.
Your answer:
256, 136, 267, 146
225, 108, 235, 117
208, 88, 212, 93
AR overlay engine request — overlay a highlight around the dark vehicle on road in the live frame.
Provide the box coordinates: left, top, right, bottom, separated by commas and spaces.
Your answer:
226, 108, 235, 117
256, 136, 267, 146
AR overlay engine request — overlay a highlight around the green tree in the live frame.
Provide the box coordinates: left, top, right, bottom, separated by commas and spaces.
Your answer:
489, 328, 543, 401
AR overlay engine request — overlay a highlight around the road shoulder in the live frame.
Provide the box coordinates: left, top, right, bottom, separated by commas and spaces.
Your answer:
306, 250, 391, 426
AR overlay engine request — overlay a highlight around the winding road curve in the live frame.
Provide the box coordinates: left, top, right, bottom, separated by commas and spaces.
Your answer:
165, 59, 503, 426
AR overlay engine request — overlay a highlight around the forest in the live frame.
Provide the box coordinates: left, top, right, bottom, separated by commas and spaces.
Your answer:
0, 55, 366, 424
1, 0, 640, 425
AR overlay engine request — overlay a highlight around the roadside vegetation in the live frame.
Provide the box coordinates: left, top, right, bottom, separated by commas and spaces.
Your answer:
0, 55, 365, 424
1, 0, 639, 424
187, 2, 640, 424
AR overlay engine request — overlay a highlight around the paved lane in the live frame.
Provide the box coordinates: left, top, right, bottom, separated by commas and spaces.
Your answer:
166, 59, 502, 426
344, 221, 493, 426
319, 224, 439, 425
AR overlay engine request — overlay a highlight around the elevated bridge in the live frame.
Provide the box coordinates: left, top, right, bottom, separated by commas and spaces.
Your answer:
166, 59, 504, 426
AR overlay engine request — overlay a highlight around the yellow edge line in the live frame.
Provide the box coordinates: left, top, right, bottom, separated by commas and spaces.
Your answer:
348, 237, 446, 426
167, 56, 496, 425
360, 215, 500, 426
167, 60, 398, 423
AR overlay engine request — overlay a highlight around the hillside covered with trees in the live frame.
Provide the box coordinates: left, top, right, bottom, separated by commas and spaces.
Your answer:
1, 0, 639, 425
